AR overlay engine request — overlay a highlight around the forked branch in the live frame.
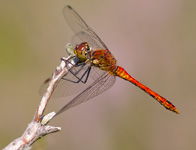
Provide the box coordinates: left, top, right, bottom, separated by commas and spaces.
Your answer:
3, 55, 78, 150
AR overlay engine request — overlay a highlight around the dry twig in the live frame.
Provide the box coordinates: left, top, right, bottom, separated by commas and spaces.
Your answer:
3, 55, 78, 150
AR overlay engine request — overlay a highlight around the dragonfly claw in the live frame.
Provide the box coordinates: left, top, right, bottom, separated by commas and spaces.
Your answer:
61, 56, 79, 66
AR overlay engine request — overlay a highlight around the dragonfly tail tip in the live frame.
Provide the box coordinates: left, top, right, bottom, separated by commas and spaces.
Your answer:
174, 108, 180, 114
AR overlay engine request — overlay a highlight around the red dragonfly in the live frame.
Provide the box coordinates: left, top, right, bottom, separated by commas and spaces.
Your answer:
43, 5, 179, 115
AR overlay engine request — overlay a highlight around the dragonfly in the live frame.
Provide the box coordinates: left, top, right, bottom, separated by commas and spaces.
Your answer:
42, 5, 179, 115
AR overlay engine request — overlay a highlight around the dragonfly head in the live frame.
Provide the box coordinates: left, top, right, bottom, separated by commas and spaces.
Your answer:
74, 42, 91, 62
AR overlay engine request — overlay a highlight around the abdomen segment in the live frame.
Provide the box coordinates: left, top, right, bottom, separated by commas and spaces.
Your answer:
114, 66, 179, 114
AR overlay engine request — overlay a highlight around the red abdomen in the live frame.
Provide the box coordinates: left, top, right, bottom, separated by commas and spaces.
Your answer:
114, 66, 179, 114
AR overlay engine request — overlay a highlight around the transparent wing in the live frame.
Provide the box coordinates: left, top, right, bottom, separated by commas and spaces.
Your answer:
52, 63, 90, 97
63, 5, 108, 50
56, 67, 116, 115
40, 63, 101, 98
41, 5, 116, 113
53, 63, 105, 97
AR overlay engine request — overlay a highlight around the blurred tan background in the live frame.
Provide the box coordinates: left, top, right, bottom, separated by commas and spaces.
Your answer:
0, 0, 196, 149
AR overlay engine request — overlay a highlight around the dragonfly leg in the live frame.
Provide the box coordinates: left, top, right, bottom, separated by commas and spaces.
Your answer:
73, 58, 91, 75
62, 66, 91, 84
73, 62, 86, 75
61, 56, 77, 66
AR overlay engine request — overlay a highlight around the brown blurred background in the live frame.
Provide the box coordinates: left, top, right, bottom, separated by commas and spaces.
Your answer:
0, 0, 196, 149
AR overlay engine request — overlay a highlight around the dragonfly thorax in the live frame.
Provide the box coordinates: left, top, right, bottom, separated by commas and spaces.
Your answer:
74, 42, 91, 62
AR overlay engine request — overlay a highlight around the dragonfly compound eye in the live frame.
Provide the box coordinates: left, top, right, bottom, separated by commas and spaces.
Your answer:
85, 43, 90, 51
